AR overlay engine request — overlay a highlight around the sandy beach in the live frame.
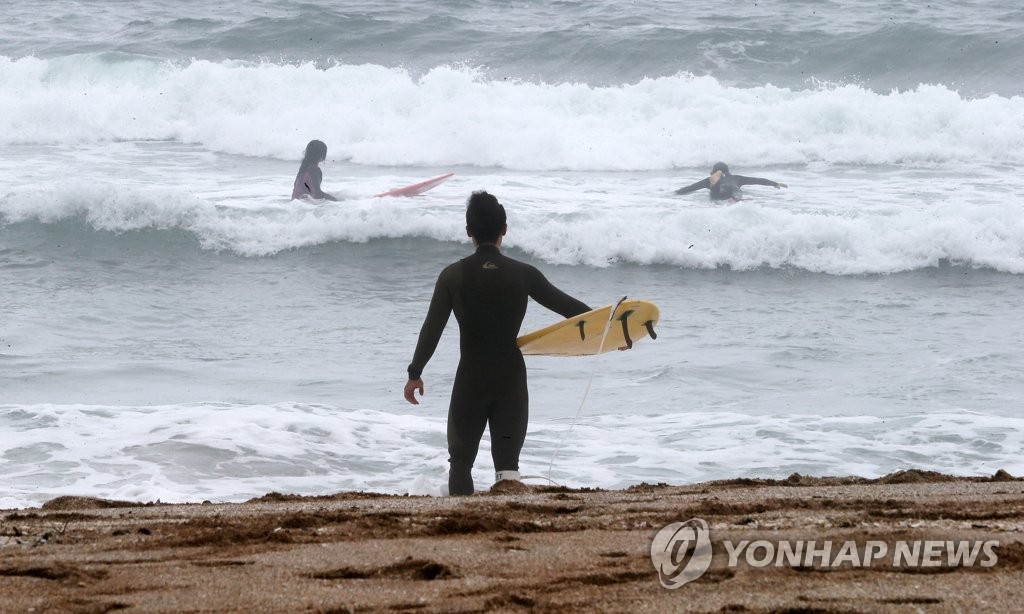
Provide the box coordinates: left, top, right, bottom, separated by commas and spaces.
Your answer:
1, 470, 1022, 613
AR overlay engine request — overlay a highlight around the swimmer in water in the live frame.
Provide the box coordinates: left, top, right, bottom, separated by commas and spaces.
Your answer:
291, 139, 338, 201
675, 162, 787, 202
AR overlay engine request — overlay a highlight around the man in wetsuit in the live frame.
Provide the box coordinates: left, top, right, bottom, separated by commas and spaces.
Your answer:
403, 191, 591, 496
675, 162, 787, 202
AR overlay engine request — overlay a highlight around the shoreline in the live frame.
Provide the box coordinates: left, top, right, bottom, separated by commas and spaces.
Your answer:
2, 469, 1022, 612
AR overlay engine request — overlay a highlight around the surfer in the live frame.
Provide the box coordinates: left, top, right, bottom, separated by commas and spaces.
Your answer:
675, 162, 786, 202
291, 139, 338, 201
403, 191, 591, 496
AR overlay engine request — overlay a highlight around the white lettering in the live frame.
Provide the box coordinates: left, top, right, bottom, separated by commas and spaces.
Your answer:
921, 541, 944, 567
723, 540, 749, 567
863, 541, 888, 566
893, 541, 920, 566
946, 541, 983, 567
745, 541, 775, 568
718, 538, 1000, 573
980, 541, 999, 568
803, 540, 832, 567
832, 541, 861, 567
776, 540, 804, 567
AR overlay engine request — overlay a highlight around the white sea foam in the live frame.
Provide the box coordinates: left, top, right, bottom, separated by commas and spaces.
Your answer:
2, 403, 1020, 510
4, 169, 1024, 275
1, 55, 1022, 170
4, 54, 1022, 275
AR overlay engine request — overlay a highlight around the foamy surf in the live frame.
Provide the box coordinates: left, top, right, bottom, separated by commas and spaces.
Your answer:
2, 402, 1021, 509
1, 56, 1022, 170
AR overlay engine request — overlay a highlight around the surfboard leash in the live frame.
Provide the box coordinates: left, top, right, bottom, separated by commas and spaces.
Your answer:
544, 295, 628, 486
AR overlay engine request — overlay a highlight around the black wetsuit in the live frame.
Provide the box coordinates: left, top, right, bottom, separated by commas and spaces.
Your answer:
407, 244, 590, 495
675, 174, 780, 201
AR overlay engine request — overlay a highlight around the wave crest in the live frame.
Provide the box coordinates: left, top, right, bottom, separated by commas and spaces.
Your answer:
1, 55, 1021, 170
4, 183, 1024, 275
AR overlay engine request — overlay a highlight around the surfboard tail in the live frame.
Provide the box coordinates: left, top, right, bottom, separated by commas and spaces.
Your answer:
517, 299, 660, 356
373, 173, 454, 198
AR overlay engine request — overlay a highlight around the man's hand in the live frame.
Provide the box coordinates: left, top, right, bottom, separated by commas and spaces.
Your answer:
404, 378, 424, 405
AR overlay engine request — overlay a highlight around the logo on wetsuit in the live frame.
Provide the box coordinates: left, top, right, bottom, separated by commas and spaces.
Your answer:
482, 261, 499, 270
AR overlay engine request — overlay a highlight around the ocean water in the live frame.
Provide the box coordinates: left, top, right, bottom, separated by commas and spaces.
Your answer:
2, 1, 1023, 509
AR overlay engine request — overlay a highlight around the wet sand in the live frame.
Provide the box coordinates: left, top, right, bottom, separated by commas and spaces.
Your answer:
1, 470, 1022, 613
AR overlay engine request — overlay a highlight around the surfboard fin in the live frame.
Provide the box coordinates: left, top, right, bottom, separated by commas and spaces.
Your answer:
617, 309, 635, 349
644, 320, 658, 340
575, 321, 586, 341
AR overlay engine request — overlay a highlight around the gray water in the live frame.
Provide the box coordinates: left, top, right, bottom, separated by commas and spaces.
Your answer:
2, 1, 1023, 508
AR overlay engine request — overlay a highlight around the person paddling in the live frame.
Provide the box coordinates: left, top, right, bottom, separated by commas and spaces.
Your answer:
675, 162, 786, 202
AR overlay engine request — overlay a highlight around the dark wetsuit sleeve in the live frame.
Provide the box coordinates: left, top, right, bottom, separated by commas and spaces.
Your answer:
526, 266, 591, 318
733, 175, 780, 188
675, 178, 711, 195
407, 266, 455, 379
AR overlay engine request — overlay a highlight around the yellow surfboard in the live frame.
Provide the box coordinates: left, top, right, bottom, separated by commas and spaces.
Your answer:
516, 298, 660, 356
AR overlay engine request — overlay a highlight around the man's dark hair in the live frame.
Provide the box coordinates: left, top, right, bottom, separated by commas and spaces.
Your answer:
466, 191, 506, 243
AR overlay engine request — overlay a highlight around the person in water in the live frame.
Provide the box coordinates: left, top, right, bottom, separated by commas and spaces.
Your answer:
675, 162, 787, 202
403, 191, 591, 496
291, 139, 337, 201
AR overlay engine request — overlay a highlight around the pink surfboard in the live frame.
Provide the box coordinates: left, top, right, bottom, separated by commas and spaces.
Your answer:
373, 173, 454, 198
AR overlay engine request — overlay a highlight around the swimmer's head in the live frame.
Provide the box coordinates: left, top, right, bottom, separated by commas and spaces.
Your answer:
711, 162, 730, 175
303, 140, 328, 164
466, 191, 507, 244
